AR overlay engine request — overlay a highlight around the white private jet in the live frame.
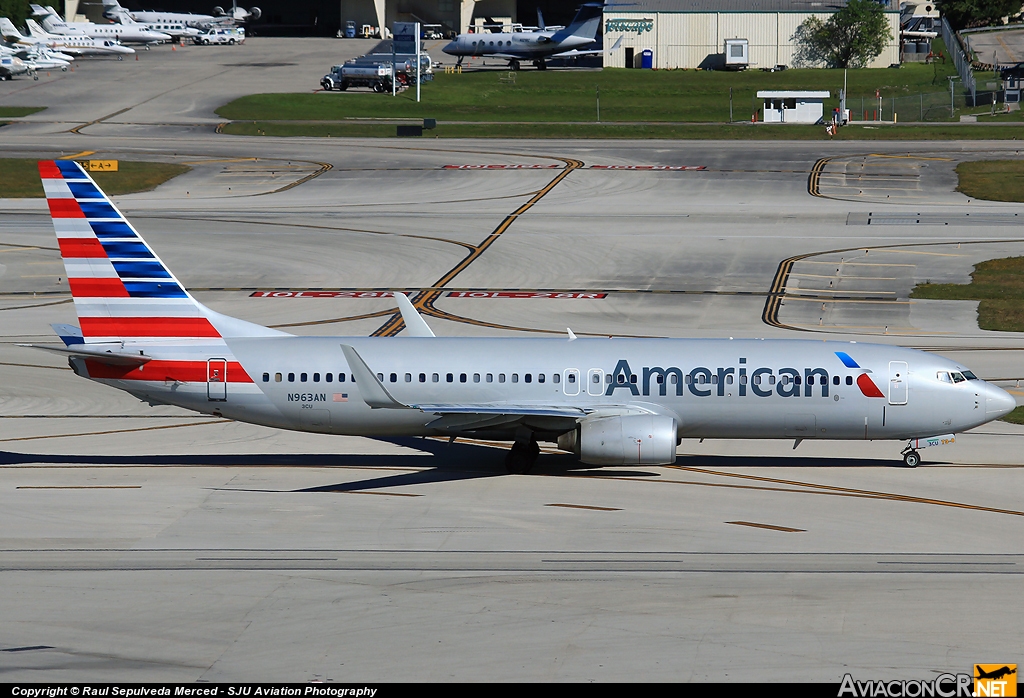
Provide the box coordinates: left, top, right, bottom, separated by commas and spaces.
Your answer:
443, 1, 619, 71
100, 0, 259, 28
31, 4, 170, 45
0, 43, 70, 72
28, 160, 1018, 473
102, 6, 201, 42
1, 17, 75, 61
24, 18, 135, 58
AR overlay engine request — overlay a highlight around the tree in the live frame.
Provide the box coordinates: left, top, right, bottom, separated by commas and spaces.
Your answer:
793, 0, 893, 68
0, 0, 30, 28
937, 0, 1023, 29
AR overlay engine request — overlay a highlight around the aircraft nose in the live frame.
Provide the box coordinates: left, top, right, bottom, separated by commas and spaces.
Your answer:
442, 40, 457, 54
985, 383, 1017, 419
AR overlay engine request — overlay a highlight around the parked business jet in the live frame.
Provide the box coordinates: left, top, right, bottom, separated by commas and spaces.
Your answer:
31, 4, 170, 45
102, 6, 201, 42
30, 161, 1017, 473
1, 17, 74, 61
24, 18, 135, 57
0, 43, 70, 72
442, 1, 618, 71
100, 0, 258, 28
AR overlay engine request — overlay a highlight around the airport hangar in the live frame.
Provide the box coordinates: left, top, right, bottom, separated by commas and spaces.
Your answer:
601, 0, 901, 70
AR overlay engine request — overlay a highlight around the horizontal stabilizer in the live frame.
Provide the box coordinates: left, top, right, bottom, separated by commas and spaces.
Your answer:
50, 323, 82, 346
22, 343, 152, 366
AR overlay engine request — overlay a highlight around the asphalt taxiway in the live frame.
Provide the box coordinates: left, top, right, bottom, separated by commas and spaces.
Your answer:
1, 38, 1023, 681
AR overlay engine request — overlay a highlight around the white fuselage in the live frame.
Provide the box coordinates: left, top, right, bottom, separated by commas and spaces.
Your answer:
76, 336, 1014, 442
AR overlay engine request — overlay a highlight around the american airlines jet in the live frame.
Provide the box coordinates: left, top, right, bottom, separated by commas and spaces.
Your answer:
30, 161, 1017, 473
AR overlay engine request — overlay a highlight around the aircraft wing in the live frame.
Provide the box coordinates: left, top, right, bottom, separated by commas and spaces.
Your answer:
552, 36, 622, 58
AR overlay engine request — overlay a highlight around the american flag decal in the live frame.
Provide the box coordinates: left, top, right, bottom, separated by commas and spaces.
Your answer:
333, 393, 348, 402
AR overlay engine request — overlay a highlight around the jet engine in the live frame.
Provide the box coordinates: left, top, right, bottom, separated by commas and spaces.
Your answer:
212, 6, 224, 15
560, 414, 678, 466
249, 7, 261, 20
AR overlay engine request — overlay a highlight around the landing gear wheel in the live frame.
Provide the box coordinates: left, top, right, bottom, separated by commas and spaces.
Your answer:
505, 440, 540, 474
533, 60, 546, 70
903, 450, 920, 468
509, 59, 520, 71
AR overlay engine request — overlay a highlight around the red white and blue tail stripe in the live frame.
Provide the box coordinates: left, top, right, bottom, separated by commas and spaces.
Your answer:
41, 159, 222, 344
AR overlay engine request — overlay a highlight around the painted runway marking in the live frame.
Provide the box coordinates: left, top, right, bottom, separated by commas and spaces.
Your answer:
546, 503, 621, 512
251, 290, 607, 299
726, 521, 805, 532
443, 164, 706, 171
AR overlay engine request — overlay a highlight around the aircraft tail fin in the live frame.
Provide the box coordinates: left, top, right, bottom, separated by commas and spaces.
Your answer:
24, 18, 47, 38
39, 160, 288, 344
0, 17, 25, 40
551, 2, 604, 43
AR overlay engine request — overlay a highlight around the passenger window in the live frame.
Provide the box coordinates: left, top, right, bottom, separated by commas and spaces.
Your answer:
592, 374, 600, 384
525, 374, 532, 383
405, 373, 412, 382
567, 373, 575, 383
670, 374, 677, 384
553, 374, 559, 383
486, 373, 493, 382
419, 373, 426, 382
288, 373, 295, 382
313, 373, 320, 382
753, 375, 760, 385
512, 373, 519, 383
460, 373, 467, 383
538, 374, 545, 383
301, 373, 307, 382
473, 373, 480, 383
769, 375, 776, 385
606, 374, 612, 384
806, 376, 813, 385
275, 372, 282, 382
832, 375, 839, 385
377, 373, 384, 381
390, 373, 397, 383
697, 375, 705, 385
339, 372, 346, 382
726, 375, 734, 385
499, 373, 506, 383
686, 375, 693, 384
711, 375, 718, 385
739, 375, 746, 385
846, 376, 853, 385
326, 373, 333, 383
432, 373, 439, 382
630, 375, 637, 384
262, 372, 269, 382
795, 376, 801, 385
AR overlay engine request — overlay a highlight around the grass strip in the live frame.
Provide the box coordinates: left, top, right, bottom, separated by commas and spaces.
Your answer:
0, 106, 45, 118
1000, 406, 1024, 424
222, 120, 1024, 140
0, 159, 191, 198
913, 256, 1024, 332
217, 63, 961, 124
956, 160, 1024, 202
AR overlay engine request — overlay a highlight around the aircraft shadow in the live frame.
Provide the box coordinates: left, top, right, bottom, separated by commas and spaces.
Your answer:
0, 439, 903, 494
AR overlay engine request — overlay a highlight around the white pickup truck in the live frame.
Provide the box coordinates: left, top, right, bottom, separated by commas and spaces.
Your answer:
194, 28, 245, 45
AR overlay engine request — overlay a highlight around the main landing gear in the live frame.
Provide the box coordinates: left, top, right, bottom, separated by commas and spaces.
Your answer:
505, 435, 540, 474
901, 447, 921, 468
509, 59, 520, 71
533, 59, 546, 70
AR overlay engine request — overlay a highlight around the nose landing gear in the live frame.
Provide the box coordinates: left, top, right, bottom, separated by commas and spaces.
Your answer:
901, 447, 920, 468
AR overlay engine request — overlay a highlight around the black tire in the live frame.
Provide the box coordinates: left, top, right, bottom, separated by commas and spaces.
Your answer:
504, 440, 540, 474
321, 80, 332, 90
903, 451, 921, 468
229, 39, 235, 45
510, 59, 520, 71
339, 80, 348, 91
372, 80, 384, 93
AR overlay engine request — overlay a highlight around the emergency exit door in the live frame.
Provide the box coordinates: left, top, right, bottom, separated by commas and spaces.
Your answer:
207, 358, 227, 401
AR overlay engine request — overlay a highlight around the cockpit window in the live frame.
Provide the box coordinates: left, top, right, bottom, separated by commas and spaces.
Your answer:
962, 370, 979, 380
951, 372, 966, 383
937, 371, 952, 383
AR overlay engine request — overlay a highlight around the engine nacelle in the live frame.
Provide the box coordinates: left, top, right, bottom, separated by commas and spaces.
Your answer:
576, 414, 678, 466
249, 7, 261, 20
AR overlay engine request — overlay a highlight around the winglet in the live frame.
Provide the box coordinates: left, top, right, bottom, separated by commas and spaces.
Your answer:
567, 327, 577, 341
393, 293, 435, 337
340, 344, 413, 409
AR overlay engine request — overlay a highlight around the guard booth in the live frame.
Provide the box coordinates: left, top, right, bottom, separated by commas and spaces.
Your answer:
757, 90, 830, 123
